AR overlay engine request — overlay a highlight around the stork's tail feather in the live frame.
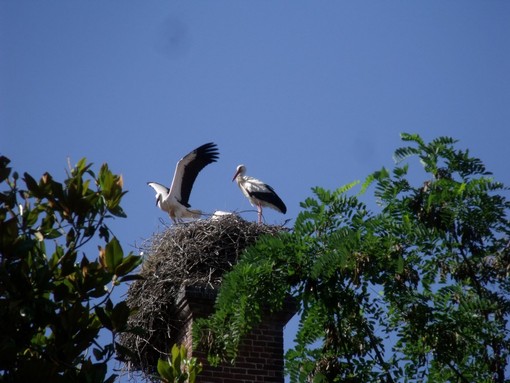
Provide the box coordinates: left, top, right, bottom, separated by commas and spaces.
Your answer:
185, 208, 203, 219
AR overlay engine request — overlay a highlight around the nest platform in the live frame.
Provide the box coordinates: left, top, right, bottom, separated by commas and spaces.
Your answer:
117, 214, 286, 378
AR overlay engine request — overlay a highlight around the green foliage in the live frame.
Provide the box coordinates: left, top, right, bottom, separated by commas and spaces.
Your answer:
156, 344, 202, 383
195, 134, 510, 382
0, 156, 142, 382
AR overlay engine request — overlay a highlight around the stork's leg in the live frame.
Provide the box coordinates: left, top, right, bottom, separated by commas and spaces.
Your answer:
257, 203, 262, 224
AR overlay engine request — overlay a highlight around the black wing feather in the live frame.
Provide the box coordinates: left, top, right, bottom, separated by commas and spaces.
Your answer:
179, 142, 219, 206
250, 183, 287, 214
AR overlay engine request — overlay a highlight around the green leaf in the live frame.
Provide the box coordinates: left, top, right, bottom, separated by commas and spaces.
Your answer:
109, 204, 127, 218
118, 274, 145, 283
393, 146, 421, 163
105, 237, 123, 271
400, 132, 425, 145
0, 155, 11, 183
25, 206, 41, 227
43, 228, 62, 239
111, 301, 131, 331
157, 357, 173, 381
95, 306, 113, 331
396, 256, 404, 274
75, 157, 88, 174
114, 254, 142, 277
93, 348, 104, 361
171, 343, 182, 375
99, 164, 114, 192
98, 225, 110, 242
23, 172, 41, 197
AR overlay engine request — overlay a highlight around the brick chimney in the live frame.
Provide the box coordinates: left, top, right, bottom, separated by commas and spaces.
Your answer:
174, 286, 297, 383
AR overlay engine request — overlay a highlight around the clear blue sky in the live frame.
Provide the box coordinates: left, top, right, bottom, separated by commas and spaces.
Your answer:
1, 1, 509, 380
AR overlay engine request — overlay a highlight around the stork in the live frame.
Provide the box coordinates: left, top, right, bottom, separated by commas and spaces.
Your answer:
148, 142, 219, 223
232, 164, 287, 224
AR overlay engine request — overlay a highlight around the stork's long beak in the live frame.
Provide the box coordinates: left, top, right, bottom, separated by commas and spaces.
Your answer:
232, 169, 240, 182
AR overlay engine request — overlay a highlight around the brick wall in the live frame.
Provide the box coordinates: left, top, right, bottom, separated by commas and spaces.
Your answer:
174, 286, 296, 383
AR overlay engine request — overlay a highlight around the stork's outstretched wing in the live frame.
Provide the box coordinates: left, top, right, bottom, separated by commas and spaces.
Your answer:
168, 142, 219, 207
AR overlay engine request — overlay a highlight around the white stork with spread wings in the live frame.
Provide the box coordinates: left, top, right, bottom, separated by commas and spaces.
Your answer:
148, 142, 219, 223
232, 164, 287, 224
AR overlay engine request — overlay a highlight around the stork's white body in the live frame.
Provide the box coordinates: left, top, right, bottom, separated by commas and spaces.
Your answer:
232, 164, 286, 224
148, 142, 219, 223
147, 182, 202, 222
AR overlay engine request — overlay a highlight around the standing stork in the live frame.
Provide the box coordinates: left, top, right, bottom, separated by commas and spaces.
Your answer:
232, 164, 287, 224
148, 142, 219, 223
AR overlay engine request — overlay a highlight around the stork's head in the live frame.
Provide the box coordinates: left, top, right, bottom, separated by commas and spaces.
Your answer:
232, 164, 246, 182
147, 182, 168, 208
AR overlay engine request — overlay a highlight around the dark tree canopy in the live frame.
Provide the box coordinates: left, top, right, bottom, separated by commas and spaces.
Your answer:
0, 157, 141, 383
195, 134, 510, 382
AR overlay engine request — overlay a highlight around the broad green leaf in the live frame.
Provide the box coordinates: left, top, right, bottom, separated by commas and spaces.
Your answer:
105, 237, 123, 271
171, 343, 182, 375
95, 306, 113, 331
23, 172, 41, 197
114, 254, 142, 277
111, 301, 130, 331
0, 155, 11, 183
75, 157, 88, 174
118, 274, 145, 283
157, 357, 173, 381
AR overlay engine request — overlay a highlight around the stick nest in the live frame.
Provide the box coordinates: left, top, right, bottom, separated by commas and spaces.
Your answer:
117, 214, 286, 378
